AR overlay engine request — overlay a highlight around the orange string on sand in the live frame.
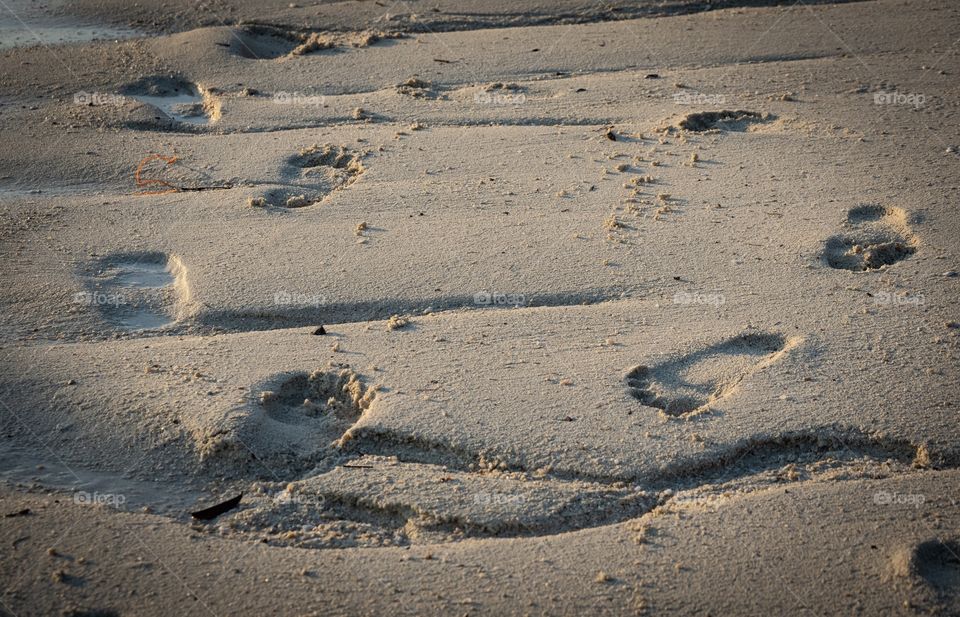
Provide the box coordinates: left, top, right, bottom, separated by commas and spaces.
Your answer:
135, 154, 180, 195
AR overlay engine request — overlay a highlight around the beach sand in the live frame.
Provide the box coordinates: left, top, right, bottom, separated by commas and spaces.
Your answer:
1, 0, 958, 614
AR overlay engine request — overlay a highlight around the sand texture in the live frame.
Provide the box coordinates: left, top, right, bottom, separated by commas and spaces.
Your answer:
1, 0, 959, 614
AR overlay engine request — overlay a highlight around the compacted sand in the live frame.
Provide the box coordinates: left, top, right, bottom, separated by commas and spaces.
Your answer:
1, 0, 959, 614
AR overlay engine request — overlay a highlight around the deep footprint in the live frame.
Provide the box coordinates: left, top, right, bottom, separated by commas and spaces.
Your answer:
625, 332, 792, 417
823, 204, 917, 271
79, 252, 186, 331
677, 109, 769, 132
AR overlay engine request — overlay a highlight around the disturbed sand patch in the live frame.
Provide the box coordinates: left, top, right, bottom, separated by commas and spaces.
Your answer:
193, 425, 926, 549
226, 25, 404, 59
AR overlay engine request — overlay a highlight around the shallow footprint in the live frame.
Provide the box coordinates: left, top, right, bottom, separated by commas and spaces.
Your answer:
895, 539, 960, 613
79, 252, 186, 331
121, 76, 218, 126
625, 333, 793, 418
250, 143, 366, 208
227, 25, 301, 59
822, 204, 917, 271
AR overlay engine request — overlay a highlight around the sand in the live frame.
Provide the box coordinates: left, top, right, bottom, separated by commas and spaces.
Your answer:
1, 0, 959, 614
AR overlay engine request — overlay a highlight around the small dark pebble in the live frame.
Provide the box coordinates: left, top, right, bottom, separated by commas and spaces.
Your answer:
645, 73, 660, 79
312, 326, 327, 335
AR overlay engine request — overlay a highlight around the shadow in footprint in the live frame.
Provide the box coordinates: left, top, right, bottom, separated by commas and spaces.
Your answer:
625, 333, 792, 418
823, 204, 917, 271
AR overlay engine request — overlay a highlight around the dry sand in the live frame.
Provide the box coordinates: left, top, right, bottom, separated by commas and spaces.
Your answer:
1, 0, 959, 615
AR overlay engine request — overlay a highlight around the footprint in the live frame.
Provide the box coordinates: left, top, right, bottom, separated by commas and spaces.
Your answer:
227, 25, 301, 60
677, 110, 770, 132
822, 204, 917, 271
78, 252, 188, 331
225, 25, 401, 60
252, 143, 366, 208
625, 333, 793, 418
121, 76, 219, 126
898, 539, 960, 611
215, 364, 378, 475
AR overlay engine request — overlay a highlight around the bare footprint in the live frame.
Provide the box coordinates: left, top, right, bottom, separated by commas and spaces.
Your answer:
252, 143, 366, 208
822, 204, 917, 271
677, 110, 770, 132
225, 25, 401, 60
121, 76, 219, 126
227, 25, 302, 60
894, 539, 960, 612
78, 252, 189, 331
625, 333, 793, 418
205, 364, 377, 476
